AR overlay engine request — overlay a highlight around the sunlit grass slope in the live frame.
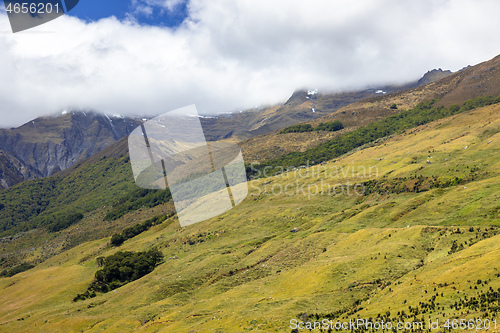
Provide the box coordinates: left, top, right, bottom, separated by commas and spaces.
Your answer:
1, 103, 500, 332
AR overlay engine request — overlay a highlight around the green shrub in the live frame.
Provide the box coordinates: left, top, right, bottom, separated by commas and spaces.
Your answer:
74, 249, 163, 301
280, 121, 344, 134
110, 214, 171, 247
110, 233, 125, 246
279, 124, 313, 134
316, 120, 344, 132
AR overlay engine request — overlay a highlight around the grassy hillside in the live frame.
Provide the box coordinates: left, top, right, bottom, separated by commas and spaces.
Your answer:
0, 139, 174, 268
0, 139, 135, 237
1, 100, 500, 332
251, 95, 500, 177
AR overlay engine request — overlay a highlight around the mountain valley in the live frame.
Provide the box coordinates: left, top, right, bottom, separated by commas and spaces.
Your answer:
0, 55, 500, 332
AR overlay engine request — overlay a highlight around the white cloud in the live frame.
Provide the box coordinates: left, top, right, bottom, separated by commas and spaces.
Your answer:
1, 0, 500, 127
133, 5, 154, 17
131, 0, 185, 16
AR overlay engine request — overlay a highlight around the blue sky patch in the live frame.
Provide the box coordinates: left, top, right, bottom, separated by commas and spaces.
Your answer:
68, 0, 188, 28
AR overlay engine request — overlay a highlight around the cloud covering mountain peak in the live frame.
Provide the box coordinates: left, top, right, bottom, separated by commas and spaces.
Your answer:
1, 0, 500, 127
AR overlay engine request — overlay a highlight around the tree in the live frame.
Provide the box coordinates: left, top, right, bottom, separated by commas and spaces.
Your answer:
316, 121, 344, 132
110, 233, 125, 246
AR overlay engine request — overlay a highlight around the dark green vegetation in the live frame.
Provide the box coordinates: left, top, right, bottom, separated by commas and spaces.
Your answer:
110, 214, 172, 246
46, 213, 84, 233
297, 281, 500, 332
452, 286, 500, 313
279, 120, 344, 134
0, 141, 173, 272
315, 120, 344, 132
253, 95, 500, 177
280, 124, 313, 134
0, 152, 135, 236
362, 175, 468, 196
104, 188, 171, 221
73, 249, 163, 302
0, 262, 34, 278
0, 151, 171, 237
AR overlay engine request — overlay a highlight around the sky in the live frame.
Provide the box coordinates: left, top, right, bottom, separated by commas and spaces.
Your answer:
68, 0, 189, 27
1, 0, 500, 128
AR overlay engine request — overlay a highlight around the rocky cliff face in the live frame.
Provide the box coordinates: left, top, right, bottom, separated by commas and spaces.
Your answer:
417, 68, 453, 86
0, 111, 142, 189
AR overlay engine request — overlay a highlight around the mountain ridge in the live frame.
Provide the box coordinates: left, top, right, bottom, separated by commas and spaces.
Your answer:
240, 55, 500, 163
200, 72, 442, 142
0, 112, 142, 189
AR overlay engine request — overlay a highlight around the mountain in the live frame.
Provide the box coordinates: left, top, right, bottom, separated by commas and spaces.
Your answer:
199, 88, 391, 142
240, 55, 500, 163
0, 72, 459, 271
417, 68, 453, 86
0, 65, 453, 190
2, 55, 500, 331
436, 54, 500, 106
0, 112, 142, 189
1, 89, 500, 332
200, 68, 453, 143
